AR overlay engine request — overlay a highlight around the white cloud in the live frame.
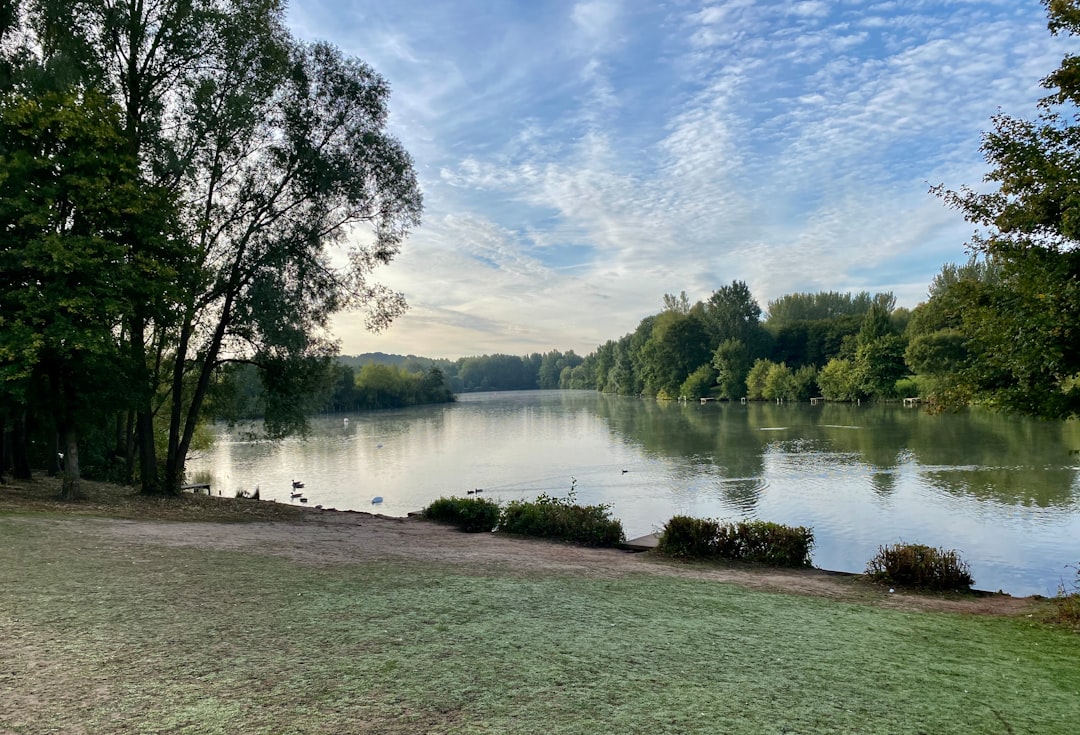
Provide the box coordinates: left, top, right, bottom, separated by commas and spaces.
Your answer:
288, 0, 1073, 358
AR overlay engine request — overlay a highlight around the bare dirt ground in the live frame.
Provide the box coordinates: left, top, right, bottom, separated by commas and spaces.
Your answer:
45, 508, 1039, 618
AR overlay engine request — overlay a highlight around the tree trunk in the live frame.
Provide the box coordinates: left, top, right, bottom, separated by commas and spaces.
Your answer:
11, 411, 31, 480
0, 411, 7, 484
130, 313, 161, 494
59, 423, 82, 500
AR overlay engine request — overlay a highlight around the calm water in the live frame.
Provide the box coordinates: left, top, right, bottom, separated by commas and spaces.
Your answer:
188, 390, 1080, 596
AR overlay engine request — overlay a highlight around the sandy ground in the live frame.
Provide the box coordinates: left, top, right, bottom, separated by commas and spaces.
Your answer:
55, 508, 1041, 617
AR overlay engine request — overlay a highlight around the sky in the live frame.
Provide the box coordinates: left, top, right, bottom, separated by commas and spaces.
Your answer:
286, 0, 1071, 360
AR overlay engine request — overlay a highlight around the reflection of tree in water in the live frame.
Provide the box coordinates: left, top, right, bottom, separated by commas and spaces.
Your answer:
592, 396, 1080, 509
592, 396, 769, 509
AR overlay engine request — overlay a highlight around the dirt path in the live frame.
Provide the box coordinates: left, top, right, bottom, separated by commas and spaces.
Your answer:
39, 509, 1040, 618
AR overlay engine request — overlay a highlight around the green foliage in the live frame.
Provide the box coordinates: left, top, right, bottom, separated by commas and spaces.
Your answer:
894, 377, 920, 398
657, 516, 815, 567
679, 364, 717, 399
765, 290, 889, 328
930, 2, 1080, 419
639, 311, 712, 398
790, 364, 819, 400
701, 281, 770, 354
767, 315, 863, 369
745, 358, 775, 400
865, 543, 974, 591
498, 486, 624, 547
711, 338, 750, 399
763, 362, 795, 401
3, 0, 425, 494
807, 358, 862, 401
653, 516, 720, 557
422, 496, 500, 533
855, 333, 908, 400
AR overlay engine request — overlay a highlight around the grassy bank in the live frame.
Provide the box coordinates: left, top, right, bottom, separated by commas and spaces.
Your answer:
1, 509, 1077, 734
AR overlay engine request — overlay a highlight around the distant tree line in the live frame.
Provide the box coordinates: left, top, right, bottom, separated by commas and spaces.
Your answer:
340, 350, 585, 395
567, 285, 910, 403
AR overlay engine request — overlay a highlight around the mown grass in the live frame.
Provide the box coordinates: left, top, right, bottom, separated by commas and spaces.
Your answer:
1, 514, 1078, 734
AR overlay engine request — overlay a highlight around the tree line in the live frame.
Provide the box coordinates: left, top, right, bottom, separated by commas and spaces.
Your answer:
565, 286, 911, 403
0, 0, 422, 497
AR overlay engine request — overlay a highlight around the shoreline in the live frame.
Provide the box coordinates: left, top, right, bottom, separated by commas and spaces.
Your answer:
0, 475, 1044, 619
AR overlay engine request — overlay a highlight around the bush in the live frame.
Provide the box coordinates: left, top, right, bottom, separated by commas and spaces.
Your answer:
499, 489, 624, 547
655, 516, 720, 558
865, 542, 974, 591
657, 516, 815, 568
422, 496, 500, 533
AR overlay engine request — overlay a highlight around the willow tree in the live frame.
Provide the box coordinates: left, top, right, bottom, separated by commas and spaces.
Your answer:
934, 0, 1080, 419
14, 0, 422, 492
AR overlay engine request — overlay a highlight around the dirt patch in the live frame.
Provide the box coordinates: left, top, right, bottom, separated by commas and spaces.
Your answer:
35, 509, 1037, 618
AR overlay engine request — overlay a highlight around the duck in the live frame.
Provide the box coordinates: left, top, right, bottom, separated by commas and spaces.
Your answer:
290, 491, 304, 500
292, 480, 305, 490
371, 496, 384, 504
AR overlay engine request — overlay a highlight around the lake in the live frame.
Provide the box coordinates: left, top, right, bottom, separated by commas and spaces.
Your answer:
188, 390, 1080, 597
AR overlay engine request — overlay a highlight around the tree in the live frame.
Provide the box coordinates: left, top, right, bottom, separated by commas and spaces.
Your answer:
701, 280, 770, 354
0, 89, 170, 498
662, 291, 692, 314
639, 311, 711, 398
817, 358, 861, 402
851, 304, 907, 399
933, 0, 1080, 419
712, 338, 750, 400
762, 362, 795, 401
680, 364, 716, 400
765, 290, 879, 327
745, 359, 775, 400
14, 0, 423, 492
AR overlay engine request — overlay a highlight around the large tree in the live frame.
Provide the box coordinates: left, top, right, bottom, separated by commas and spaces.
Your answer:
935, 0, 1080, 419
0, 89, 169, 497
7, 0, 422, 492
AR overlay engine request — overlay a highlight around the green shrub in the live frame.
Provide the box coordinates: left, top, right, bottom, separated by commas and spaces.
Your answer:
422, 496, 500, 533
865, 542, 974, 591
499, 489, 624, 547
894, 377, 920, 398
655, 516, 720, 558
657, 516, 815, 568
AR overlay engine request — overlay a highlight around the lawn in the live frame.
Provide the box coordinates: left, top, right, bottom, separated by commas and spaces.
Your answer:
1, 509, 1077, 735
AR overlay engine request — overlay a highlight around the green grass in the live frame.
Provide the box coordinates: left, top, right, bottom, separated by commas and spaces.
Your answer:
1, 515, 1078, 734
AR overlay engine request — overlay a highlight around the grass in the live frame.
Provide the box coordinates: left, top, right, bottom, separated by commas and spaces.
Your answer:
0, 475, 307, 523
1, 509, 1078, 733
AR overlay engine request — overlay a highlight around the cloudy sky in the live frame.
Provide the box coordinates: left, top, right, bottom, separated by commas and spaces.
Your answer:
288, 0, 1069, 359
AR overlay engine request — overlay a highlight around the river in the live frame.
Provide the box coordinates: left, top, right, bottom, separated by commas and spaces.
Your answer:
187, 390, 1080, 597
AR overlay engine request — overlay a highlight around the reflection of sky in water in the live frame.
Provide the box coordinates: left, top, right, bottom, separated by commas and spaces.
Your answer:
188, 393, 1080, 597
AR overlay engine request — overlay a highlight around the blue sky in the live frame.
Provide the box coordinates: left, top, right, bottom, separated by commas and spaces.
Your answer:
287, 0, 1069, 359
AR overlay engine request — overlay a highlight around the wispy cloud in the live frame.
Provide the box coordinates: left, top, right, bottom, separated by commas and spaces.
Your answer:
293, 0, 1071, 358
